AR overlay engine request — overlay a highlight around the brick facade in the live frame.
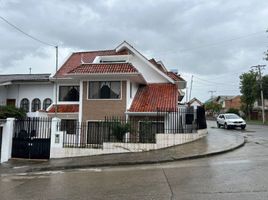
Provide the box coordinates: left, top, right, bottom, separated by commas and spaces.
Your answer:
82, 81, 127, 121
224, 96, 241, 110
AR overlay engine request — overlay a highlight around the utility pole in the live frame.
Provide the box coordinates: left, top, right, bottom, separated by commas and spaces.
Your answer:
29, 67, 32, 74
251, 65, 266, 124
55, 46, 58, 116
208, 90, 216, 100
189, 75, 193, 101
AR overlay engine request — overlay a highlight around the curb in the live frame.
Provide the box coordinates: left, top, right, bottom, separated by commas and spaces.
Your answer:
25, 135, 246, 173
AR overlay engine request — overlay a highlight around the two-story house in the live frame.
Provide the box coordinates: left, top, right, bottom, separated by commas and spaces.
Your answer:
47, 41, 186, 126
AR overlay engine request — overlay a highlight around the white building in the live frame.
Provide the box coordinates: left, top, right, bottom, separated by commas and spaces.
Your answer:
0, 74, 54, 117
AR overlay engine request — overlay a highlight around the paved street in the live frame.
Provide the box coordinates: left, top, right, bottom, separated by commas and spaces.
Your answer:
1, 121, 268, 200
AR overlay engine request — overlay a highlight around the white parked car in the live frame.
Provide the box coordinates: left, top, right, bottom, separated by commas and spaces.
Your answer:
217, 113, 246, 129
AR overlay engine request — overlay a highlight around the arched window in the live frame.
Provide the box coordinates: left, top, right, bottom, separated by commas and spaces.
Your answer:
31, 98, 41, 112
43, 98, 52, 110
20, 98, 29, 112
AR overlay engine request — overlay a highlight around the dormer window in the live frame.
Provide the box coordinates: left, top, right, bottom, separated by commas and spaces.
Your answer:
100, 60, 126, 63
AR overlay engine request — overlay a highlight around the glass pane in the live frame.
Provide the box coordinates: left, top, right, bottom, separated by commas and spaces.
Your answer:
59, 86, 79, 101
89, 82, 100, 99
100, 82, 111, 99
110, 82, 120, 99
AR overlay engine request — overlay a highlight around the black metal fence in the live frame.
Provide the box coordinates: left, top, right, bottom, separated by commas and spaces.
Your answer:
60, 106, 207, 149
12, 117, 52, 159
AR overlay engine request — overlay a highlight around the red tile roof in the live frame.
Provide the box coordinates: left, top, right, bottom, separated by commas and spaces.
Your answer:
166, 72, 185, 82
54, 49, 128, 78
129, 84, 178, 112
47, 104, 79, 113
149, 58, 166, 72
68, 63, 138, 74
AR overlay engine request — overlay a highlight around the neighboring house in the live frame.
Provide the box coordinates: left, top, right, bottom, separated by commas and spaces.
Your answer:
252, 98, 268, 121
206, 95, 241, 112
188, 97, 203, 108
223, 95, 241, 111
0, 74, 53, 117
48, 41, 187, 123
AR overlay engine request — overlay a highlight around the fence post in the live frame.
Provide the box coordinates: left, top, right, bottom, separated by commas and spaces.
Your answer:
1, 118, 15, 163
50, 117, 62, 158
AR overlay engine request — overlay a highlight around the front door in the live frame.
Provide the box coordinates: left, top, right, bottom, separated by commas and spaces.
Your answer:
6, 99, 16, 107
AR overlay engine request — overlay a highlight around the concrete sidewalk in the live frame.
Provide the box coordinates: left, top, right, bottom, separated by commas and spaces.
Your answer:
0, 130, 245, 175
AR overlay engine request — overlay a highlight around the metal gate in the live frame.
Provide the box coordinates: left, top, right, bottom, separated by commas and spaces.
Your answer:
0, 126, 2, 161
11, 118, 52, 159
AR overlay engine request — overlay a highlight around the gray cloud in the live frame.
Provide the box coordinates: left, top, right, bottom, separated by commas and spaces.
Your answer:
0, 0, 268, 101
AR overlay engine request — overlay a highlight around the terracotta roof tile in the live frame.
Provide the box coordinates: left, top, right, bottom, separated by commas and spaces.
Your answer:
166, 72, 185, 81
68, 63, 138, 74
129, 84, 178, 112
54, 49, 128, 78
148, 58, 166, 72
48, 104, 79, 113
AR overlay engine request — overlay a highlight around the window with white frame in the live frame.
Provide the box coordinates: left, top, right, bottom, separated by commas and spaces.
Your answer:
20, 98, 29, 112
88, 81, 121, 99
31, 98, 41, 112
43, 98, 52, 110
59, 86, 79, 102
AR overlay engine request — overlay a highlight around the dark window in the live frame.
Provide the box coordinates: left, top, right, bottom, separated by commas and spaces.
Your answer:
59, 86, 79, 101
88, 81, 121, 99
43, 98, 52, 110
31, 98, 41, 112
20, 98, 29, 112
130, 82, 132, 98
60, 119, 77, 135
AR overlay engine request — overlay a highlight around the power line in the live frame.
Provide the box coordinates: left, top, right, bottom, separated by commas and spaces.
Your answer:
179, 30, 266, 52
0, 15, 56, 47
194, 76, 238, 86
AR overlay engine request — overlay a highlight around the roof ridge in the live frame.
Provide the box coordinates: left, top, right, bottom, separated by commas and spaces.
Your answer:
72, 49, 115, 54
0, 73, 51, 76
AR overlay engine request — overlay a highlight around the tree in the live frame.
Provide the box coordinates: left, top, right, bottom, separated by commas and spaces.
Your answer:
258, 75, 268, 99
239, 70, 258, 119
205, 102, 222, 114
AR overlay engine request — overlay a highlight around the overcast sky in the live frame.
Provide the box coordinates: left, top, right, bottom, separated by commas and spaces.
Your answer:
0, 0, 268, 102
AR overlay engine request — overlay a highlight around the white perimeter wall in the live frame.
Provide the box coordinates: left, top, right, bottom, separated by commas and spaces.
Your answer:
50, 120, 208, 158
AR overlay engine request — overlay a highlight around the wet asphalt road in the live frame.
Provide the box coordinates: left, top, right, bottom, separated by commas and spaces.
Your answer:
0, 121, 268, 200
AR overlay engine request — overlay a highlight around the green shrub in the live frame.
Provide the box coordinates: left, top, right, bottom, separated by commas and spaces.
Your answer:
0, 105, 27, 119
110, 121, 130, 142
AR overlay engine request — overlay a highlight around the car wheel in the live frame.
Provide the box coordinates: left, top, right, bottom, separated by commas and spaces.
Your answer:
217, 122, 221, 128
224, 123, 229, 129
241, 125, 246, 130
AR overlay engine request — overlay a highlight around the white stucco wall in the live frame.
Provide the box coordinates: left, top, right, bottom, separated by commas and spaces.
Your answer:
128, 54, 170, 83
4, 83, 53, 113
0, 87, 7, 106
126, 80, 139, 109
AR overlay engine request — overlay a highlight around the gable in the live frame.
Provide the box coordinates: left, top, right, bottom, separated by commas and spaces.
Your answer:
116, 42, 174, 83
